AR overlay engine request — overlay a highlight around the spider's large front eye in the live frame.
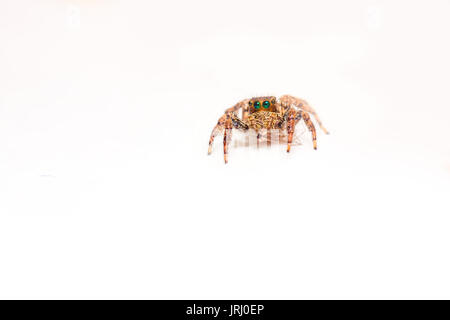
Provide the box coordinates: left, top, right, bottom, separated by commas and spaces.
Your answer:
254, 101, 261, 109
263, 100, 270, 109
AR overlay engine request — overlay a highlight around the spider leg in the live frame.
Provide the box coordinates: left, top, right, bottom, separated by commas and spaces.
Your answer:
286, 108, 296, 152
280, 95, 329, 134
208, 99, 249, 154
209, 98, 250, 155
208, 110, 249, 163
223, 115, 232, 163
208, 114, 226, 155
300, 110, 317, 150
285, 109, 317, 152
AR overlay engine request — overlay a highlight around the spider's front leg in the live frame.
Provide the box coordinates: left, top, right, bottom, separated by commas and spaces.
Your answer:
285, 108, 317, 152
208, 113, 248, 163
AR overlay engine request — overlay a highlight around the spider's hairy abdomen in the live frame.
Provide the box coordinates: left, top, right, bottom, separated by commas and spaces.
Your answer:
246, 111, 284, 130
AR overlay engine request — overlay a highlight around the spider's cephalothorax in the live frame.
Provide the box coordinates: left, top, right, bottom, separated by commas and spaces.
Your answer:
208, 95, 329, 163
246, 96, 284, 130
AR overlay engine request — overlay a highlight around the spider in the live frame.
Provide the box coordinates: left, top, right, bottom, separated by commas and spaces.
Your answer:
208, 95, 329, 163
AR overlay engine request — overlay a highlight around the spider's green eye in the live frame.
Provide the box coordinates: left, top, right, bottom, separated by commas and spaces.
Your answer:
254, 101, 261, 109
263, 101, 270, 109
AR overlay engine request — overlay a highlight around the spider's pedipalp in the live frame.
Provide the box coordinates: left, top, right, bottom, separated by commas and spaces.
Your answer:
231, 113, 249, 130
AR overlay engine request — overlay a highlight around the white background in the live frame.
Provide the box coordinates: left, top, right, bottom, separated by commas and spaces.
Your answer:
1, 0, 449, 299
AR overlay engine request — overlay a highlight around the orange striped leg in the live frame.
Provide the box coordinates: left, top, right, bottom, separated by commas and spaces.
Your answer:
223, 115, 232, 163
209, 99, 248, 155
208, 114, 226, 155
301, 111, 317, 150
209, 112, 248, 160
286, 108, 296, 152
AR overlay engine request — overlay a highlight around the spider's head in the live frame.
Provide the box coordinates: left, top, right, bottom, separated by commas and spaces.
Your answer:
248, 96, 277, 113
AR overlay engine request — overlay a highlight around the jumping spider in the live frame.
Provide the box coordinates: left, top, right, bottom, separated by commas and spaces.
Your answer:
208, 95, 329, 163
